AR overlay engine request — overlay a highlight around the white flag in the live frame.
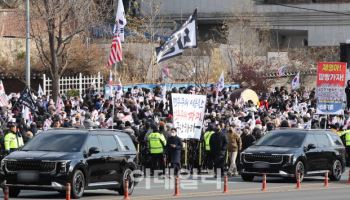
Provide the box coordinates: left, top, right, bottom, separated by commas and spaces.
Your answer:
115, 78, 123, 100
22, 106, 30, 122
293, 95, 299, 112
156, 9, 197, 63
0, 80, 5, 94
113, 0, 127, 42
38, 84, 44, 97
291, 72, 300, 90
216, 72, 225, 91
277, 66, 286, 77
0, 80, 8, 107
161, 85, 167, 102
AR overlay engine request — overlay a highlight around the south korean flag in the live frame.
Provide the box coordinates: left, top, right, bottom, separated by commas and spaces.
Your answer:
156, 9, 197, 63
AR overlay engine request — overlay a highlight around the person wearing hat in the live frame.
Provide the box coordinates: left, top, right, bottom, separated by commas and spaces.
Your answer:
4, 119, 24, 153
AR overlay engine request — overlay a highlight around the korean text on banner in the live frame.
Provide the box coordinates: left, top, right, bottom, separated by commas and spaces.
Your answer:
316, 62, 347, 115
171, 94, 206, 139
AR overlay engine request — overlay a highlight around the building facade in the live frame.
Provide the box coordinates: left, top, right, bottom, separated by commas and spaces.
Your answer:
141, 0, 350, 47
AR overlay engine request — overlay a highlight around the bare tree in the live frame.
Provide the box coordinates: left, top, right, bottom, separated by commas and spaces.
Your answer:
224, 1, 273, 92
28, 0, 111, 100
0, 0, 20, 8
140, 0, 165, 82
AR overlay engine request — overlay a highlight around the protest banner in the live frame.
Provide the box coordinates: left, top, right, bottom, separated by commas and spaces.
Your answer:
316, 62, 346, 115
171, 93, 206, 139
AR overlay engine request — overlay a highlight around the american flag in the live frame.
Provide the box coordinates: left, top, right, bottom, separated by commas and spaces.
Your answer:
107, 34, 123, 67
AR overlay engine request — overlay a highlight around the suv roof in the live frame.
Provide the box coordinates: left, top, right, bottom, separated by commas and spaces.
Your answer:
45, 128, 131, 137
272, 128, 337, 135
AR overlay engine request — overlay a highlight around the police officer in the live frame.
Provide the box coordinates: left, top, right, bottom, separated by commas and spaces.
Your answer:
4, 119, 24, 153
342, 128, 350, 165
203, 125, 214, 171
147, 124, 167, 176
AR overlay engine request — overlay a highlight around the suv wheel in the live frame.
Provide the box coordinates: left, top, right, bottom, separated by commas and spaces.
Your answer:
330, 159, 342, 181
295, 161, 305, 182
8, 187, 20, 198
118, 168, 135, 195
71, 170, 85, 199
241, 174, 254, 182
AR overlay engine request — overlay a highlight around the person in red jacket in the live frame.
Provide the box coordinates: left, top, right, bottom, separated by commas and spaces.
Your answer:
259, 98, 269, 110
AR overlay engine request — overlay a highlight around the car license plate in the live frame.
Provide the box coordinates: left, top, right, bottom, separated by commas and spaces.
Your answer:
253, 162, 270, 169
17, 171, 39, 183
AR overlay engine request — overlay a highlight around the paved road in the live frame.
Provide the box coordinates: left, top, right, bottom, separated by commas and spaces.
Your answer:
2, 171, 350, 200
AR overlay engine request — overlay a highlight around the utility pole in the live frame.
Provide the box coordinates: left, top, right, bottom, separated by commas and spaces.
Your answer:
25, 0, 31, 88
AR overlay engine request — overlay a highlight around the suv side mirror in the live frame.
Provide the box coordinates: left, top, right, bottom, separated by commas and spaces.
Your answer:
88, 147, 100, 155
307, 144, 316, 150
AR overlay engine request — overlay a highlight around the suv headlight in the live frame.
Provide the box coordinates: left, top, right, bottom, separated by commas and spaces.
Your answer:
0, 159, 6, 171
283, 154, 293, 164
240, 152, 246, 164
57, 161, 70, 174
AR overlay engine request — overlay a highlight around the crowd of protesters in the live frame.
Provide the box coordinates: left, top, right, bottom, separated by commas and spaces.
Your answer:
0, 83, 349, 176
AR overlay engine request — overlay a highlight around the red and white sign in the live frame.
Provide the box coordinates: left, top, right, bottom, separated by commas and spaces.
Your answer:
316, 62, 347, 115
171, 94, 207, 139
317, 62, 346, 87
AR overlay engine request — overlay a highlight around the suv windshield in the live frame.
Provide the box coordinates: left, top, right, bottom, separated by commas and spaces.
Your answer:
22, 132, 87, 152
255, 131, 306, 148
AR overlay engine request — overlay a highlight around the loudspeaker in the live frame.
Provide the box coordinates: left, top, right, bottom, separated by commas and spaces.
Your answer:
340, 43, 350, 68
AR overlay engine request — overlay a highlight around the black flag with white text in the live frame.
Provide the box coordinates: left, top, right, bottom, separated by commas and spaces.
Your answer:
156, 9, 197, 63
18, 87, 37, 112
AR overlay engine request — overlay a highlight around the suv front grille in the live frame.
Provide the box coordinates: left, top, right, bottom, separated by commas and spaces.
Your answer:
244, 154, 283, 164
6, 160, 56, 172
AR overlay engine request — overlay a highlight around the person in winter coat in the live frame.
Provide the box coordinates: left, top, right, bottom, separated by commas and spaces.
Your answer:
227, 126, 241, 176
83, 112, 95, 129
252, 127, 263, 140
210, 128, 228, 177
241, 128, 256, 151
166, 128, 183, 176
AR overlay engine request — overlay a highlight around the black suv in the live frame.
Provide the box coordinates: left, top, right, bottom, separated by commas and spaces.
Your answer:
0, 129, 138, 199
240, 129, 345, 182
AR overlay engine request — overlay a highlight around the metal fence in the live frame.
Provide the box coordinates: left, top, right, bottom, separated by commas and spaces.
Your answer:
42, 72, 103, 97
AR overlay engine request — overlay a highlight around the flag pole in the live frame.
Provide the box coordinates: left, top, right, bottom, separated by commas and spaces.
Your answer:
111, 62, 118, 129
25, 0, 31, 88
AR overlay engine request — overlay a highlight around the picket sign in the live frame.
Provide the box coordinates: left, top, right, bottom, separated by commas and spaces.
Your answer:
43, 72, 103, 97
171, 93, 207, 139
